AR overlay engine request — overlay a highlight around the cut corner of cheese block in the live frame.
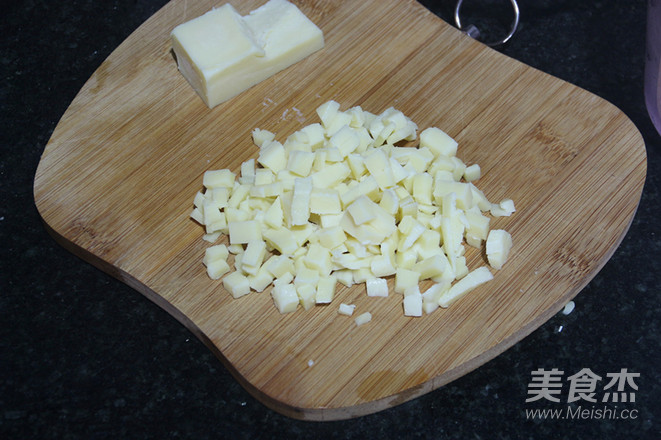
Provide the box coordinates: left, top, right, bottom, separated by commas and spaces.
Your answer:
170, 0, 324, 109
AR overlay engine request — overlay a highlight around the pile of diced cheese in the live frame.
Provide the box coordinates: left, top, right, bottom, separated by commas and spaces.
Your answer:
190, 101, 514, 320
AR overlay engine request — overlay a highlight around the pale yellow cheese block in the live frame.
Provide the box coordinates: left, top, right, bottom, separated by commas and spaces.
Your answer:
171, 0, 324, 108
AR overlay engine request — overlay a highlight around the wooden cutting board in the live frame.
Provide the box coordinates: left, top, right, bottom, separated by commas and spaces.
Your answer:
34, 0, 647, 420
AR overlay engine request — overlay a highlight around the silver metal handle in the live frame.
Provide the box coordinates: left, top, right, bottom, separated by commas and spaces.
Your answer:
454, 0, 520, 47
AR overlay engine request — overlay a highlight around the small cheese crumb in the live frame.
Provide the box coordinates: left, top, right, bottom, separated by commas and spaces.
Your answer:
486, 229, 513, 270
354, 312, 372, 326
338, 303, 356, 316
562, 300, 575, 315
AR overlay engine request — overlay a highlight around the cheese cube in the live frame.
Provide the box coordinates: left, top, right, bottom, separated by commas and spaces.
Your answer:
334, 269, 354, 287
284, 131, 311, 153
352, 267, 374, 284
486, 229, 513, 270
296, 283, 317, 310
206, 259, 231, 280
311, 162, 351, 189
203, 244, 229, 266
287, 150, 315, 176
415, 229, 442, 259
227, 243, 244, 255
227, 184, 251, 209
379, 188, 399, 215
291, 222, 315, 246
171, 0, 324, 108
465, 208, 490, 242
324, 111, 353, 137
355, 126, 374, 153
464, 163, 481, 182
339, 175, 380, 207
249, 181, 283, 198
316, 100, 341, 128
248, 267, 275, 292
228, 220, 262, 244
329, 125, 360, 157
422, 301, 440, 315
319, 146, 344, 163
191, 207, 204, 225
242, 240, 267, 269
369, 120, 394, 146
366, 277, 389, 297
370, 254, 396, 277
412, 172, 433, 205
395, 268, 420, 294
420, 127, 458, 157
291, 177, 313, 226
395, 248, 417, 270
263, 255, 295, 278
469, 183, 492, 211
203, 169, 236, 189
304, 243, 332, 275
346, 154, 367, 180
340, 213, 390, 246
397, 216, 425, 251
345, 239, 368, 257
299, 123, 325, 149
254, 168, 275, 185
258, 140, 288, 173
263, 197, 284, 229
412, 254, 447, 280
294, 266, 320, 287
320, 213, 344, 228
239, 158, 256, 185
209, 187, 231, 208
315, 226, 346, 250
434, 181, 472, 210
403, 291, 423, 317
338, 303, 356, 316
398, 196, 418, 218
272, 282, 299, 313
346, 195, 376, 225
364, 149, 395, 190
421, 282, 449, 314
202, 231, 222, 243
263, 227, 298, 255
406, 148, 433, 173
491, 199, 517, 217
441, 215, 464, 260
223, 271, 251, 298
310, 188, 342, 215
316, 276, 337, 304
252, 128, 276, 147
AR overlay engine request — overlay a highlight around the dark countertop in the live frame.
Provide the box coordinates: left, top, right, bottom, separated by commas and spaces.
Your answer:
1, 0, 659, 439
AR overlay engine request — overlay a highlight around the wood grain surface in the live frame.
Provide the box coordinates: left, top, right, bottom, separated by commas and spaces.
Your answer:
33, 0, 647, 420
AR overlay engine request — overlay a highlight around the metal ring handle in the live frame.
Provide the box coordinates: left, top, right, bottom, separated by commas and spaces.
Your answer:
454, 0, 520, 47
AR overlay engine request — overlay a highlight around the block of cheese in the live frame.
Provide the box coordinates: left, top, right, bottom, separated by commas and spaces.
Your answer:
171, 0, 324, 108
